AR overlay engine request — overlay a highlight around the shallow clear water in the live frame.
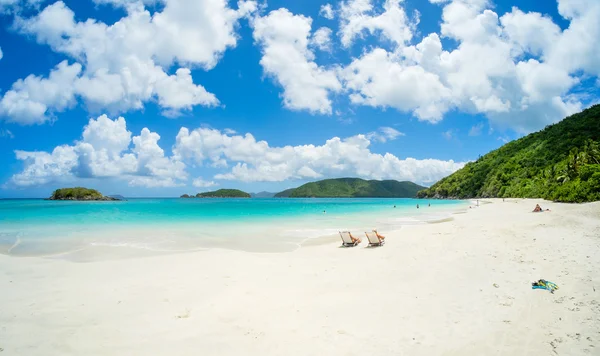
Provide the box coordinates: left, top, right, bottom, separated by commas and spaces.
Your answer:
0, 198, 467, 260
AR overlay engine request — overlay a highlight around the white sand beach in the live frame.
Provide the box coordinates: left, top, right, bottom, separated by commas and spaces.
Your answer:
1, 199, 599, 355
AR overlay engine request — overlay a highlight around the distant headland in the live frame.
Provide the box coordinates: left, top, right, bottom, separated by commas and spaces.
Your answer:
274, 178, 426, 198
180, 189, 251, 198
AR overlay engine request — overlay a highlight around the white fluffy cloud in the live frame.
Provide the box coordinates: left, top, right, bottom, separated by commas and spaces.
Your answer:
336, 0, 599, 132
339, 0, 416, 48
9, 119, 463, 187
173, 126, 463, 183
1, 0, 255, 124
12, 146, 79, 187
312, 27, 333, 51
500, 7, 561, 57
193, 177, 218, 188
341, 46, 452, 121
9, 115, 187, 187
549, 0, 600, 77
239, 0, 597, 132
0, 61, 81, 124
252, 8, 341, 114
3, 0, 599, 135
319, 3, 335, 19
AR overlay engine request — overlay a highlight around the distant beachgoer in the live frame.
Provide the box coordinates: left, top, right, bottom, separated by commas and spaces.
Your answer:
428, 203, 430, 207
393, 205, 396, 208
373, 230, 386, 241
533, 204, 550, 212
417, 204, 419, 209
323, 210, 326, 214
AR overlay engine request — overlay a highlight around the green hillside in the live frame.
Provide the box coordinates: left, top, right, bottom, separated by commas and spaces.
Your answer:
194, 189, 250, 198
275, 178, 426, 198
273, 188, 295, 198
418, 105, 600, 202
49, 187, 117, 201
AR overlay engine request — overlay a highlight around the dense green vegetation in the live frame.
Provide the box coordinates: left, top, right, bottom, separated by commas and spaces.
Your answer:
181, 189, 251, 198
418, 105, 600, 203
49, 187, 117, 201
273, 188, 295, 198
275, 178, 426, 198
197, 189, 250, 198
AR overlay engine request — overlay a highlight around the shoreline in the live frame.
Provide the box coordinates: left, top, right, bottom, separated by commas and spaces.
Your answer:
1, 198, 598, 355
0, 200, 468, 261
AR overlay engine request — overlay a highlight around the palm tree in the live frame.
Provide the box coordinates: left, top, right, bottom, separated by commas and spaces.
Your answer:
569, 148, 580, 172
556, 171, 570, 184
582, 139, 600, 164
557, 140, 600, 184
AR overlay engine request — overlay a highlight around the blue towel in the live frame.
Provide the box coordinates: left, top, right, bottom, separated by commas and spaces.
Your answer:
532, 279, 559, 293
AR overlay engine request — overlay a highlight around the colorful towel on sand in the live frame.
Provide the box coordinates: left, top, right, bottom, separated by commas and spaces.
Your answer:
532, 279, 559, 293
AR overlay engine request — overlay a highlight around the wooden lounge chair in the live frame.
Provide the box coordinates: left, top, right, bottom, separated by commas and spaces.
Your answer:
365, 231, 385, 247
339, 231, 360, 247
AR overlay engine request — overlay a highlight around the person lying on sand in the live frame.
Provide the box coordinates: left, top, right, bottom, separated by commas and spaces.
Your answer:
348, 232, 362, 244
533, 204, 550, 212
373, 230, 386, 241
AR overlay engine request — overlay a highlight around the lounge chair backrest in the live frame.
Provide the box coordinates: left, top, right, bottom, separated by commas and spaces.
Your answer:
339, 231, 354, 244
365, 231, 381, 244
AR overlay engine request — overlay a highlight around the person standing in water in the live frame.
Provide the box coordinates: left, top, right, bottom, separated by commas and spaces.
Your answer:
417, 204, 419, 209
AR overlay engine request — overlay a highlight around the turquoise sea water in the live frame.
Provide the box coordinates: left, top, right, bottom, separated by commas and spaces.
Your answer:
0, 198, 467, 260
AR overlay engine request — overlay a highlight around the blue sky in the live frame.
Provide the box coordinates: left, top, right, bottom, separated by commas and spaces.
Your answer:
0, 0, 598, 197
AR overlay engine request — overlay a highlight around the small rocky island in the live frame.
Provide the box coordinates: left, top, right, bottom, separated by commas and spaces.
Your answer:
180, 189, 251, 198
48, 187, 119, 201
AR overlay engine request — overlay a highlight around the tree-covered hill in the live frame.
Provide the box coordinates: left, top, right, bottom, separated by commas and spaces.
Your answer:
49, 187, 117, 201
418, 105, 600, 202
275, 178, 426, 198
273, 188, 295, 198
180, 189, 251, 198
